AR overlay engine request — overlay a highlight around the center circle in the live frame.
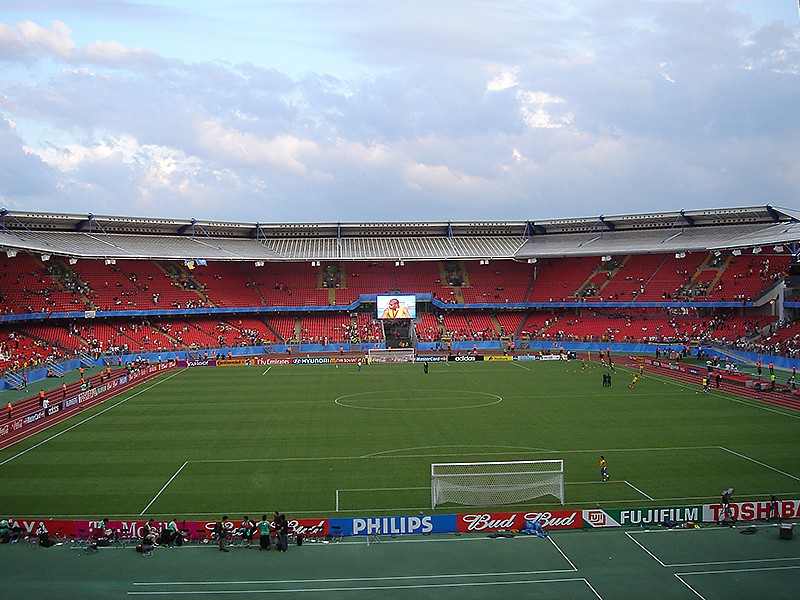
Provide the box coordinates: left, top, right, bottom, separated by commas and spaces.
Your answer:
334, 389, 502, 410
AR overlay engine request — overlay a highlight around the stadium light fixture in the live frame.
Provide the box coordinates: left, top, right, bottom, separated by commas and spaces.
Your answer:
675, 252, 686, 259
713, 250, 721, 257
104, 258, 116, 265
752, 247, 762, 254
527, 258, 537, 264
6, 249, 16, 258
254, 261, 265, 267
774, 245, 783, 253
41, 253, 50, 261
601, 255, 612, 262
732, 249, 742, 256
68, 257, 78, 265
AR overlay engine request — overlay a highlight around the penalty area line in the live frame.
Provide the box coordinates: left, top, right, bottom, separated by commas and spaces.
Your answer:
262, 367, 271, 375
141, 461, 189, 515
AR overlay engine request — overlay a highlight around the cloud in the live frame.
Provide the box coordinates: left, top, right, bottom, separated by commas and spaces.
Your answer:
0, 3, 797, 224
0, 116, 55, 196
18, 19, 75, 59
192, 119, 318, 174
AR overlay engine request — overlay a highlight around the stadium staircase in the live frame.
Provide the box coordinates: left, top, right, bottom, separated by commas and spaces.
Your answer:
43, 358, 66, 377
155, 324, 186, 348
5, 372, 25, 390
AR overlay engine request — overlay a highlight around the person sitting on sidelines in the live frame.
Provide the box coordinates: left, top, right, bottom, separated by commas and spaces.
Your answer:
521, 518, 548, 537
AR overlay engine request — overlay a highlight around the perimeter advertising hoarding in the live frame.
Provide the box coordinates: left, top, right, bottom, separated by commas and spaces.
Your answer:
584, 500, 800, 527
705, 500, 800, 522
457, 510, 582, 532
10, 503, 799, 542
583, 506, 702, 528
4, 518, 330, 541
330, 515, 456, 536
376, 295, 417, 319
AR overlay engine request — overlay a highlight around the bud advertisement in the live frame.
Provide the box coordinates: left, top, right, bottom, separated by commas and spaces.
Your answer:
457, 510, 582, 532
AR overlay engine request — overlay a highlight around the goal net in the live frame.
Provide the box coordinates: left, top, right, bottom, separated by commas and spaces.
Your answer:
367, 347, 415, 363
431, 460, 564, 508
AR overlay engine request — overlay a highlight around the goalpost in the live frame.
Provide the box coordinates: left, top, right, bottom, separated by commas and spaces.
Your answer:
367, 347, 415, 363
431, 460, 564, 509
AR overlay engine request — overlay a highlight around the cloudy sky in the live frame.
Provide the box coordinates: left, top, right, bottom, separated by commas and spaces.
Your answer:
0, 1, 798, 224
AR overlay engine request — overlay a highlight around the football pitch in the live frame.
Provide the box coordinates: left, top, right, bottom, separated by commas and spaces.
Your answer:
1, 359, 799, 520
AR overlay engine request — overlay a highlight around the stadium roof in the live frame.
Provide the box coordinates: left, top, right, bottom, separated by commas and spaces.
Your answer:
0, 205, 798, 262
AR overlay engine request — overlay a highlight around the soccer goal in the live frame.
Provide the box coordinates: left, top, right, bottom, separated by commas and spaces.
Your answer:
367, 347, 415, 363
431, 460, 564, 509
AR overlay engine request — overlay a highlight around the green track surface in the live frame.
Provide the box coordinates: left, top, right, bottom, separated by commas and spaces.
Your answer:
1, 525, 798, 599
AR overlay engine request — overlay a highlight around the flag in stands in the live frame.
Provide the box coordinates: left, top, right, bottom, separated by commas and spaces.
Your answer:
184, 259, 206, 269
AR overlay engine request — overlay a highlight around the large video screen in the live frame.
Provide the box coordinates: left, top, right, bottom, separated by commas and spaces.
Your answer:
376, 295, 417, 319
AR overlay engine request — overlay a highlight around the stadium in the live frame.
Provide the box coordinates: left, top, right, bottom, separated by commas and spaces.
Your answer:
2, 204, 800, 598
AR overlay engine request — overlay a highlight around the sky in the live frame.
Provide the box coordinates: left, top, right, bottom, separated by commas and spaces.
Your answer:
0, 1, 798, 224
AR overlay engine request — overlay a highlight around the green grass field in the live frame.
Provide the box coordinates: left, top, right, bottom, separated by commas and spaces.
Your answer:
2, 359, 799, 520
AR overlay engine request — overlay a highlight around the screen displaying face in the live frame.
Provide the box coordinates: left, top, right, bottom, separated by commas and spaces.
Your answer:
377, 295, 416, 319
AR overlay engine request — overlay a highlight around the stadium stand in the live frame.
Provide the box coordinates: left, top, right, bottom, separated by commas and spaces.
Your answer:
1, 205, 799, 383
